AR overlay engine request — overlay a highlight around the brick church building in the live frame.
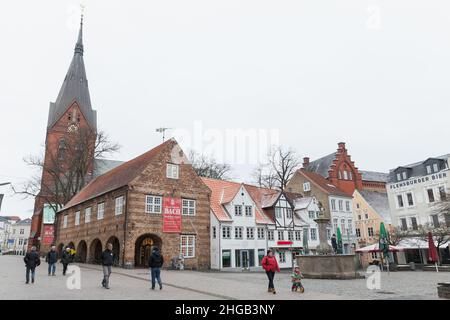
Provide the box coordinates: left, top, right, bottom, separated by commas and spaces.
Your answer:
29, 17, 212, 269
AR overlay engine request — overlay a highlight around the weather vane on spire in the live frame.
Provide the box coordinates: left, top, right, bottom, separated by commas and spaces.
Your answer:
80, 3, 85, 20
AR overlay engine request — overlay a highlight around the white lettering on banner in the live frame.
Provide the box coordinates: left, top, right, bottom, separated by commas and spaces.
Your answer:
389, 172, 447, 190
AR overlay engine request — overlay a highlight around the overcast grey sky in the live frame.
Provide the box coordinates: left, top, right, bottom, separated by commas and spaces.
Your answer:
1, 0, 450, 219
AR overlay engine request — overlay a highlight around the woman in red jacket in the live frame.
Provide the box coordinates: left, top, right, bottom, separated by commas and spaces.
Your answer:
261, 249, 280, 294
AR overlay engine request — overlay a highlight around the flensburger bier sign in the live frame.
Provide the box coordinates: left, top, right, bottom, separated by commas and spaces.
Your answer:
389, 172, 447, 190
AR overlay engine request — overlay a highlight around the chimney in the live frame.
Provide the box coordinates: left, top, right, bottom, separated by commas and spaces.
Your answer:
338, 142, 346, 152
303, 157, 310, 168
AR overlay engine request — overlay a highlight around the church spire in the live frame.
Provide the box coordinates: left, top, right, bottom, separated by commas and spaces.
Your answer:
47, 14, 97, 131
74, 15, 84, 55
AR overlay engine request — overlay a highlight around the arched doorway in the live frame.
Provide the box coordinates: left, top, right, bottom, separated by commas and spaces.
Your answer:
57, 243, 64, 257
106, 236, 120, 266
76, 240, 87, 263
89, 239, 103, 264
134, 234, 162, 267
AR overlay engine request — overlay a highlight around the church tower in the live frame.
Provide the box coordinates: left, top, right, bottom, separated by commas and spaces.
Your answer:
29, 16, 97, 250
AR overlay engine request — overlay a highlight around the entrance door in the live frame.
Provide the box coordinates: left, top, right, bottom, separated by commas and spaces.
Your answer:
140, 238, 155, 267
241, 250, 249, 269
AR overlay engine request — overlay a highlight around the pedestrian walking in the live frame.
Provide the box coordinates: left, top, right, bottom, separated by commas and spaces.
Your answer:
261, 249, 280, 294
24, 246, 41, 284
148, 247, 164, 290
61, 247, 73, 276
101, 243, 114, 289
331, 234, 338, 254
45, 245, 58, 276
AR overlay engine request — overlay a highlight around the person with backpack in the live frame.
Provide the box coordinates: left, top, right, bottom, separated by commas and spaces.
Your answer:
45, 245, 58, 276
61, 246, 73, 276
261, 249, 280, 294
24, 246, 41, 284
148, 247, 164, 290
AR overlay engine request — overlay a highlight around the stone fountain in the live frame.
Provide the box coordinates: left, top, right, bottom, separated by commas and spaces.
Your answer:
296, 204, 360, 279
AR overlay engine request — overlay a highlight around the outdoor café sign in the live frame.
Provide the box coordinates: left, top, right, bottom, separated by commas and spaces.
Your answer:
162, 197, 182, 233
388, 172, 447, 190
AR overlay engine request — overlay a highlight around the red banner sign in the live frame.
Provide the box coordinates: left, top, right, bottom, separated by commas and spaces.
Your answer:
277, 241, 293, 245
163, 197, 182, 233
42, 225, 54, 245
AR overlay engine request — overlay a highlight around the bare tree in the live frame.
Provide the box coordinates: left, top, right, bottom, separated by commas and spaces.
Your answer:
253, 146, 300, 190
251, 163, 277, 189
188, 151, 231, 180
13, 128, 120, 214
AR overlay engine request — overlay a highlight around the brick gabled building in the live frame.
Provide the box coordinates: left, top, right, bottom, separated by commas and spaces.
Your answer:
301, 142, 388, 195
55, 139, 212, 270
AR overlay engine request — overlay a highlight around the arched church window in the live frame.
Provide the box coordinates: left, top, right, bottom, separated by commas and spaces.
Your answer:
343, 171, 348, 180
338, 171, 342, 179
68, 113, 72, 121
58, 139, 67, 160
349, 171, 352, 180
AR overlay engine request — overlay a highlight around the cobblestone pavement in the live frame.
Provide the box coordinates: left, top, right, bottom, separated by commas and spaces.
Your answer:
1, 256, 447, 300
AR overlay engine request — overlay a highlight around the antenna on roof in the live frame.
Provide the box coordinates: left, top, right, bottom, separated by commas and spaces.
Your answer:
155, 127, 172, 142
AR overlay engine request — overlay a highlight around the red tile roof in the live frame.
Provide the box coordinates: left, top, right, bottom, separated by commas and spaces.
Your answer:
63, 139, 173, 210
201, 178, 241, 222
298, 169, 352, 197
243, 184, 278, 224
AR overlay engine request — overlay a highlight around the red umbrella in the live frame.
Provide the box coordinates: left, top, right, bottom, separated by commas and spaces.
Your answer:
427, 232, 439, 272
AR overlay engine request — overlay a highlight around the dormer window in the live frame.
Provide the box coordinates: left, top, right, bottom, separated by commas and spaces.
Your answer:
166, 163, 179, 179
402, 172, 407, 180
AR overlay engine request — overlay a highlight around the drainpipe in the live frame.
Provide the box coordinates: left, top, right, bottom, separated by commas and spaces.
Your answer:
218, 221, 222, 271
123, 187, 130, 268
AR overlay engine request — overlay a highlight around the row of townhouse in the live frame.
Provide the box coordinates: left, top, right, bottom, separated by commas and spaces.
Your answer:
204, 178, 325, 270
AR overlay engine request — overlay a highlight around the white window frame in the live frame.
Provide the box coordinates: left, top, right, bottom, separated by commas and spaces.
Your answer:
85, 207, 91, 223
246, 227, 255, 239
222, 226, 231, 239
275, 207, 281, 218
295, 230, 301, 241
303, 182, 311, 192
146, 195, 162, 214
426, 165, 432, 174
115, 196, 124, 215
396, 173, 401, 181
234, 205, 242, 216
279, 252, 286, 263
331, 199, 336, 211
345, 201, 350, 212
277, 230, 284, 240
63, 215, 68, 228
180, 235, 195, 258
338, 200, 343, 211
244, 205, 252, 217
288, 230, 294, 241
310, 228, 317, 240
75, 211, 80, 226
212, 226, 216, 239
268, 230, 274, 241
235, 227, 243, 239
257, 227, 265, 240
166, 163, 179, 179
182, 199, 196, 216
433, 163, 439, 172
402, 171, 407, 180
97, 202, 105, 220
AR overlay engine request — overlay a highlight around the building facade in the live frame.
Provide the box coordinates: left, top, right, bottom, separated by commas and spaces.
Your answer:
55, 139, 211, 270
386, 155, 450, 230
8, 218, 31, 255
352, 190, 392, 266
286, 169, 356, 253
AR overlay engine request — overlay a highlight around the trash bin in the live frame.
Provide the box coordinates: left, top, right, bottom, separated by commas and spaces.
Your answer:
409, 262, 415, 271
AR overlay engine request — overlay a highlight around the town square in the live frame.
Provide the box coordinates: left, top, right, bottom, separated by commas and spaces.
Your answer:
1, 0, 450, 309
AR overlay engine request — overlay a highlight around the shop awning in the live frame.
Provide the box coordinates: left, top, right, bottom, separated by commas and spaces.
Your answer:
355, 243, 403, 253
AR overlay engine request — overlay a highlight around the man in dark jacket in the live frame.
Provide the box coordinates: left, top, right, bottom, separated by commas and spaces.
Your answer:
101, 243, 114, 289
331, 234, 338, 254
148, 247, 164, 290
45, 245, 58, 276
24, 246, 41, 284
61, 247, 73, 276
